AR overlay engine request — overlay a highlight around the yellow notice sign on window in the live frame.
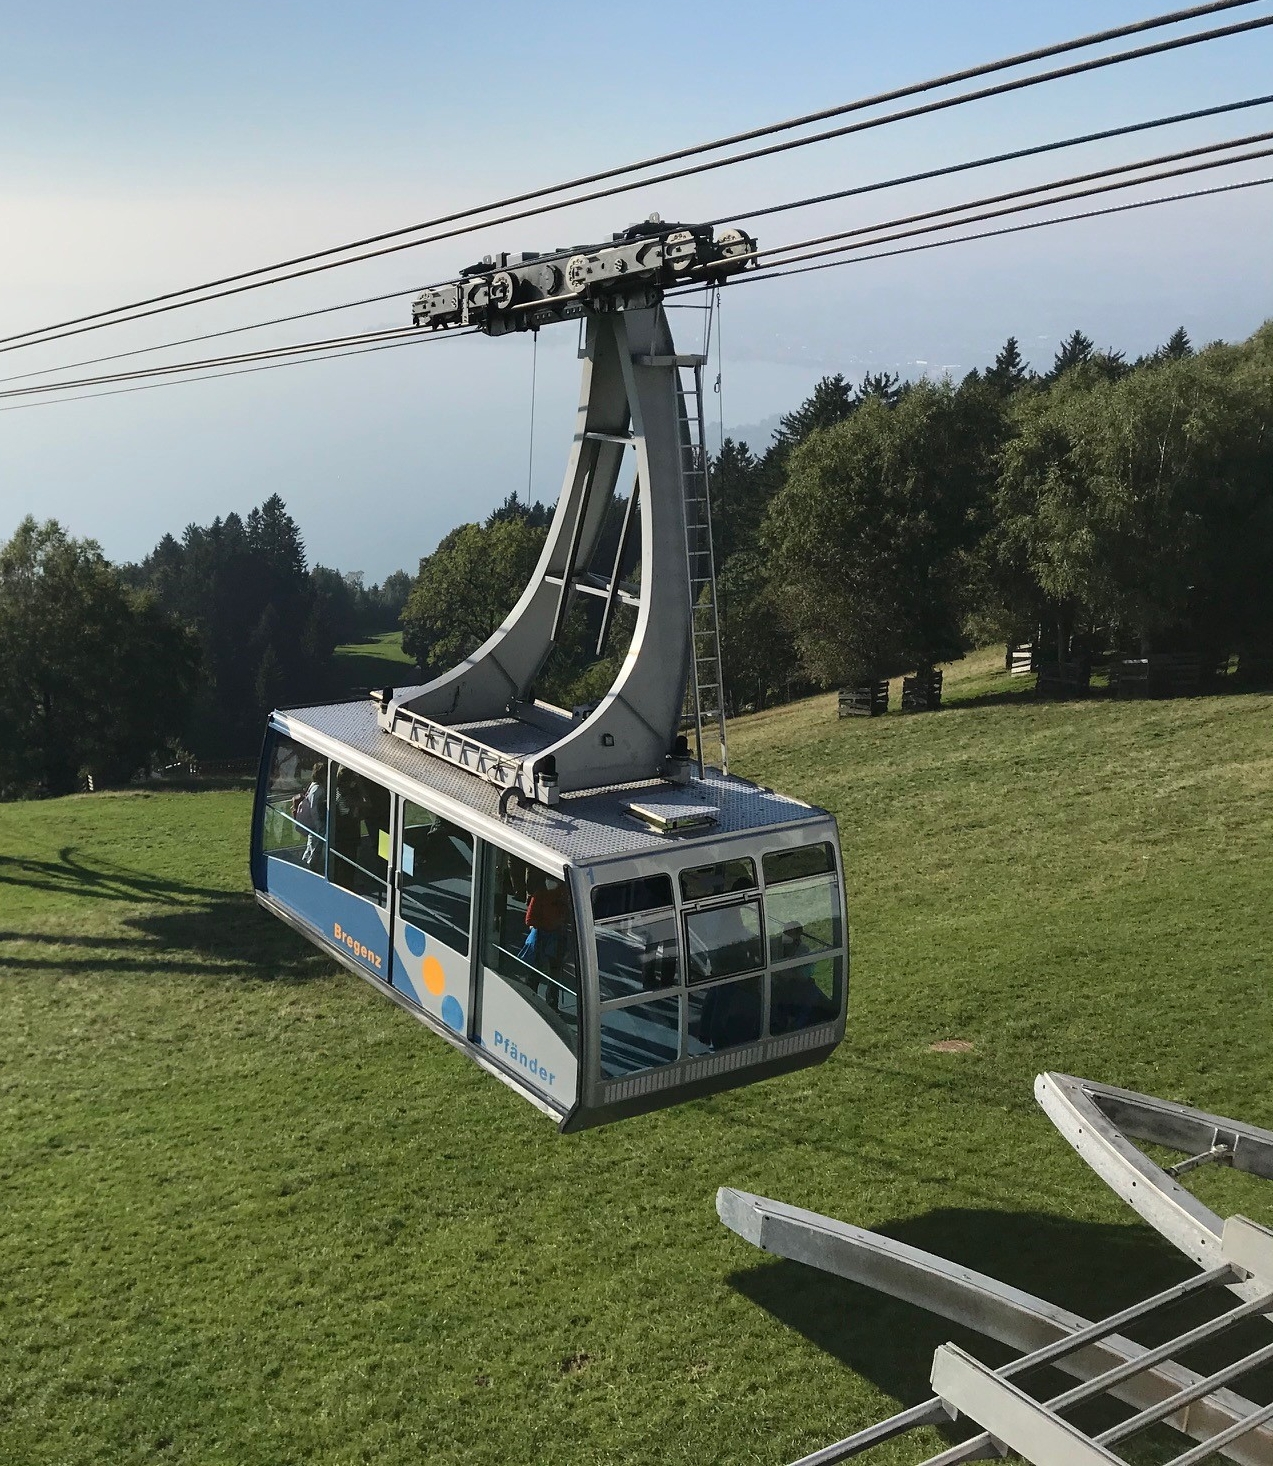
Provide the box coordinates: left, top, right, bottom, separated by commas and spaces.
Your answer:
377, 829, 390, 861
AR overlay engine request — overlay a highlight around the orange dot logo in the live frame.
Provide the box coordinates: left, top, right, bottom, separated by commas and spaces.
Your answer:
422, 955, 446, 996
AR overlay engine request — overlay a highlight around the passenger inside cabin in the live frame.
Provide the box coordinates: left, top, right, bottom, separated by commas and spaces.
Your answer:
519, 871, 569, 980
292, 760, 327, 867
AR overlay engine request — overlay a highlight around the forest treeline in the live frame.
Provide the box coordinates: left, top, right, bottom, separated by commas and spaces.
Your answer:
0, 497, 410, 796
401, 319, 1273, 714
2, 320, 1270, 798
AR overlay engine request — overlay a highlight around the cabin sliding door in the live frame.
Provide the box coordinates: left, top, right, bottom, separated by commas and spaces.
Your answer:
475, 845, 579, 1109
390, 800, 474, 1035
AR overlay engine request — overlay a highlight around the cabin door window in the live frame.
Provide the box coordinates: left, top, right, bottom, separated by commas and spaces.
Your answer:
390, 800, 474, 1032
476, 847, 579, 1108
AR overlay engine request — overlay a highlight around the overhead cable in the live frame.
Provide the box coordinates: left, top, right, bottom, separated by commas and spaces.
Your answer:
0, 286, 422, 386
0, 326, 426, 401
11, 141, 1269, 403
15, 91, 1271, 390
0, 332, 474, 415
11, 175, 1269, 412
738, 128, 1273, 268
712, 92, 1273, 229
730, 153, 1273, 281
4, 0, 1269, 354
717, 174, 1273, 286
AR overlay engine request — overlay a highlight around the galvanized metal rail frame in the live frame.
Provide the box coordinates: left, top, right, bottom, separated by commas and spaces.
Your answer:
718, 1073, 1273, 1466
718, 1190, 1273, 1466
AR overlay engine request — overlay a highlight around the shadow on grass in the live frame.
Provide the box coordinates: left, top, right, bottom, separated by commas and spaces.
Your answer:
0, 846, 328, 984
0, 847, 226, 905
726, 1207, 1193, 1426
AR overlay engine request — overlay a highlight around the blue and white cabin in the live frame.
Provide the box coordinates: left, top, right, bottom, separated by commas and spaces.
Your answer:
251, 699, 848, 1131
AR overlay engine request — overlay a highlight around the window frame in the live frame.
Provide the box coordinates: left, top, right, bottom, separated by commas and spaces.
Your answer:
588, 835, 847, 1085
397, 797, 476, 957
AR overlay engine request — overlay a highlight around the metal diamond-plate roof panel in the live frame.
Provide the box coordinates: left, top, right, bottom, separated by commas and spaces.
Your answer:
277, 698, 828, 866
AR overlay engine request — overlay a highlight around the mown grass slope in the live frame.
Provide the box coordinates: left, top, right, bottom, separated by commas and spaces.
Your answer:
330, 631, 414, 694
2, 650, 1271, 1465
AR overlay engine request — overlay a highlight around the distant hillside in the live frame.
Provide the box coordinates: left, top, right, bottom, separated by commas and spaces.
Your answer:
723, 411, 784, 452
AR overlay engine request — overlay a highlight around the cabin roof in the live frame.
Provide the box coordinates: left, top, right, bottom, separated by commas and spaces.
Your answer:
278, 697, 829, 867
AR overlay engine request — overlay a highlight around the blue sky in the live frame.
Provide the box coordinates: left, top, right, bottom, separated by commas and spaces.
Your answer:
2, 0, 1271, 579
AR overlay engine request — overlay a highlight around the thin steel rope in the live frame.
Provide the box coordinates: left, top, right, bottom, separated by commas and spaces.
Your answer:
0, 331, 474, 414
13, 90, 1273, 387
4, 3, 1270, 354
10, 147, 1269, 402
711, 174, 1273, 286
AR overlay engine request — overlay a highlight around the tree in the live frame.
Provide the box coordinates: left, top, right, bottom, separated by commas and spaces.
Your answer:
770, 374, 856, 457
401, 517, 547, 673
765, 380, 1001, 687
855, 370, 903, 407
985, 336, 1030, 395
994, 330, 1273, 659
487, 491, 552, 529
135, 497, 331, 756
0, 519, 198, 796
1048, 330, 1095, 380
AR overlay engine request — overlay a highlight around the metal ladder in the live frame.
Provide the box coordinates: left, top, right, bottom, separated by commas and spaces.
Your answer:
675, 356, 728, 777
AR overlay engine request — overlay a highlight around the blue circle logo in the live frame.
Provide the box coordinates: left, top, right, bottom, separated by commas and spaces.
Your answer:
404, 924, 426, 957
441, 995, 464, 1032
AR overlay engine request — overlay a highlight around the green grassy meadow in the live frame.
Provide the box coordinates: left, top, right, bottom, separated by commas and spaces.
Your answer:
330, 632, 414, 695
2, 649, 1271, 1464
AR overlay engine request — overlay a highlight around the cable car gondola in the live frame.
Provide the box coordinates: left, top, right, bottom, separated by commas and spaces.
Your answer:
250, 218, 849, 1131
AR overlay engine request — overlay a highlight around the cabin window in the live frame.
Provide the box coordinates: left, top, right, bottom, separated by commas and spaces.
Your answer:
595, 911, 680, 1001
262, 736, 328, 870
326, 763, 391, 908
770, 956, 843, 1035
593, 876, 679, 1002
683, 900, 764, 983
592, 874, 674, 921
599, 995, 681, 1078
762, 842, 836, 885
679, 857, 756, 903
688, 975, 763, 1053
481, 848, 579, 1054
399, 801, 473, 955
764, 875, 843, 965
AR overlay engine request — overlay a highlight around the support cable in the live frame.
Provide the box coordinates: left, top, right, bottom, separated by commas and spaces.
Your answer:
709, 91, 1273, 230
11, 172, 1269, 412
706, 174, 1273, 287
731, 127, 1273, 269
0, 325, 432, 401
3, 1, 1269, 354
8, 143, 1269, 404
0, 330, 474, 415
13, 90, 1273, 387
724, 143, 1273, 279
0, 285, 423, 386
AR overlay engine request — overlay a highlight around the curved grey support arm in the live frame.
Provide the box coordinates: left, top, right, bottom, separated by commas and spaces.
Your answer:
380, 305, 694, 795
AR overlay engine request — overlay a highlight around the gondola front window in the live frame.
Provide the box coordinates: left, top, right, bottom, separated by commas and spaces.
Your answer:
592, 875, 679, 1002
262, 736, 329, 869
764, 842, 844, 1034
593, 875, 683, 1078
